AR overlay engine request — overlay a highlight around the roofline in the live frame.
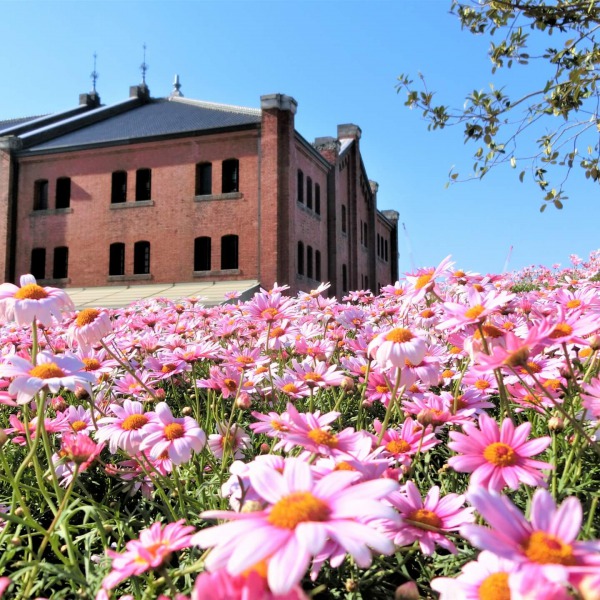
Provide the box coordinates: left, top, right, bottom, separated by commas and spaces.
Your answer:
294, 131, 331, 169
17, 121, 261, 157
169, 96, 261, 117
376, 209, 398, 228
18, 97, 144, 149
0, 105, 93, 137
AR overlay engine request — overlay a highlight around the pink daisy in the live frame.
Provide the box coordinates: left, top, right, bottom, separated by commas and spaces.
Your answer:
101, 520, 195, 590
95, 400, 155, 455
0, 351, 95, 405
448, 413, 552, 492
0, 274, 74, 326
139, 402, 206, 465
367, 326, 428, 370
208, 423, 251, 460
461, 488, 600, 585
191, 458, 399, 595
383, 480, 475, 555
67, 308, 113, 352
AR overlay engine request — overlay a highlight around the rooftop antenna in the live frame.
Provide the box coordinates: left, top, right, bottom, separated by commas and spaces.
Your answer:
90, 52, 99, 93
170, 74, 183, 97
140, 43, 149, 85
402, 222, 416, 272
502, 245, 514, 273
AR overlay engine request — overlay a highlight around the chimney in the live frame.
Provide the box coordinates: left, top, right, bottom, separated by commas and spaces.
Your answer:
129, 84, 150, 101
313, 136, 340, 164
79, 92, 101, 108
337, 123, 362, 140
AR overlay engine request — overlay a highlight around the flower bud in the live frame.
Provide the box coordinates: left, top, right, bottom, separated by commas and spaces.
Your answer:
181, 406, 193, 416
235, 393, 252, 409
51, 396, 67, 412
340, 376, 355, 391
548, 416, 564, 432
395, 581, 420, 600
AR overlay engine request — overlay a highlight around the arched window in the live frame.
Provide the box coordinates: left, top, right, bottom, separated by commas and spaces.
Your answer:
342, 264, 348, 293
53, 247, 68, 279
306, 177, 313, 210
109, 243, 125, 276
55, 177, 71, 209
221, 235, 238, 270
315, 183, 321, 215
341, 205, 347, 233
111, 171, 127, 204
195, 163, 212, 196
297, 170, 304, 204
194, 237, 212, 271
222, 159, 239, 193
315, 250, 321, 281
307, 245, 313, 279
297, 241, 304, 276
134, 241, 150, 275
31, 248, 46, 279
136, 169, 152, 201
33, 180, 48, 210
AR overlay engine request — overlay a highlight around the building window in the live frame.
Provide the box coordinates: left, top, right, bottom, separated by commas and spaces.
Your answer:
341, 205, 347, 233
307, 245, 313, 279
315, 250, 321, 281
136, 169, 152, 201
55, 177, 71, 209
134, 241, 150, 275
195, 163, 212, 196
297, 241, 304, 275
31, 248, 46, 280
221, 234, 239, 270
306, 177, 313, 210
111, 171, 127, 204
297, 170, 304, 204
33, 180, 49, 211
53, 247, 68, 279
194, 236, 211, 271
342, 264, 348, 293
360, 220, 363, 245
222, 159, 239, 193
363, 222, 368, 246
365, 275, 369, 290
385, 239, 389, 262
109, 243, 125, 276
315, 184, 321, 215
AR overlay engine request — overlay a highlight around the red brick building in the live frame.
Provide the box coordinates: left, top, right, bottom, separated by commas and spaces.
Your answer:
0, 83, 398, 298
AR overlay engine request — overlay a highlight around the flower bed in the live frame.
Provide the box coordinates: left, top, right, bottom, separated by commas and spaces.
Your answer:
0, 254, 598, 599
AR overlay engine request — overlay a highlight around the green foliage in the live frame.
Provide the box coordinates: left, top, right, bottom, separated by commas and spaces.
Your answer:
397, 0, 600, 210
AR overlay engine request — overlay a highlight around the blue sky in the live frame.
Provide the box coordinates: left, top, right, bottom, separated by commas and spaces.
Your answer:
3, 0, 599, 277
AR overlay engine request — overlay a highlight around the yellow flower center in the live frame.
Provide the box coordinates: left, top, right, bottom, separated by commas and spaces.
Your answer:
270, 420, 289, 432
303, 372, 323, 382
224, 378, 237, 391
415, 273, 433, 290
261, 308, 279, 321
121, 414, 149, 431
376, 384, 390, 393
15, 284, 48, 300
503, 347, 530, 368
267, 492, 330, 529
82, 358, 101, 371
453, 270, 466, 277
566, 299, 581, 309
483, 442, 518, 466
464, 304, 485, 320
420, 309, 435, 318
270, 326, 285, 338
474, 379, 491, 390
408, 508, 442, 529
282, 383, 299, 394
449, 345, 462, 354
549, 323, 574, 339
75, 308, 100, 327
478, 572, 510, 600
385, 439, 411, 454
164, 423, 185, 441
236, 356, 254, 365
71, 420, 87, 432
522, 531, 576, 565
384, 328, 414, 343
334, 461, 356, 471
307, 428, 339, 448
161, 363, 176, 373
442, 369, 454, 378
29, 363, 66, 379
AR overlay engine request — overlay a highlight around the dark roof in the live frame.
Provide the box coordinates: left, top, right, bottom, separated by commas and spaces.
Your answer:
21, 98, 262, 153
0, 115, 46, 134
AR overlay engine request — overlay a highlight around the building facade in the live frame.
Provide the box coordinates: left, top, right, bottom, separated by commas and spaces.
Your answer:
0, 84, 399, 298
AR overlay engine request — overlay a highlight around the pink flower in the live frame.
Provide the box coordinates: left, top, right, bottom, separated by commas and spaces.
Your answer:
405, 255, 454, 302
95, 400, 155, 454
448, 413, 552, 492
139, 402, 206, 464
102, 520, 195, 590
191, 458, 399, 595
461, 488, 600, 586
208, 423, 251, 460
0, 351, 95, 404
367, 327, 427, 370
60, 432, 104, 466
192, 569, 308, 600
383, 481, 475, 555
67, 308, 112, 352
0, 274, 74, 326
